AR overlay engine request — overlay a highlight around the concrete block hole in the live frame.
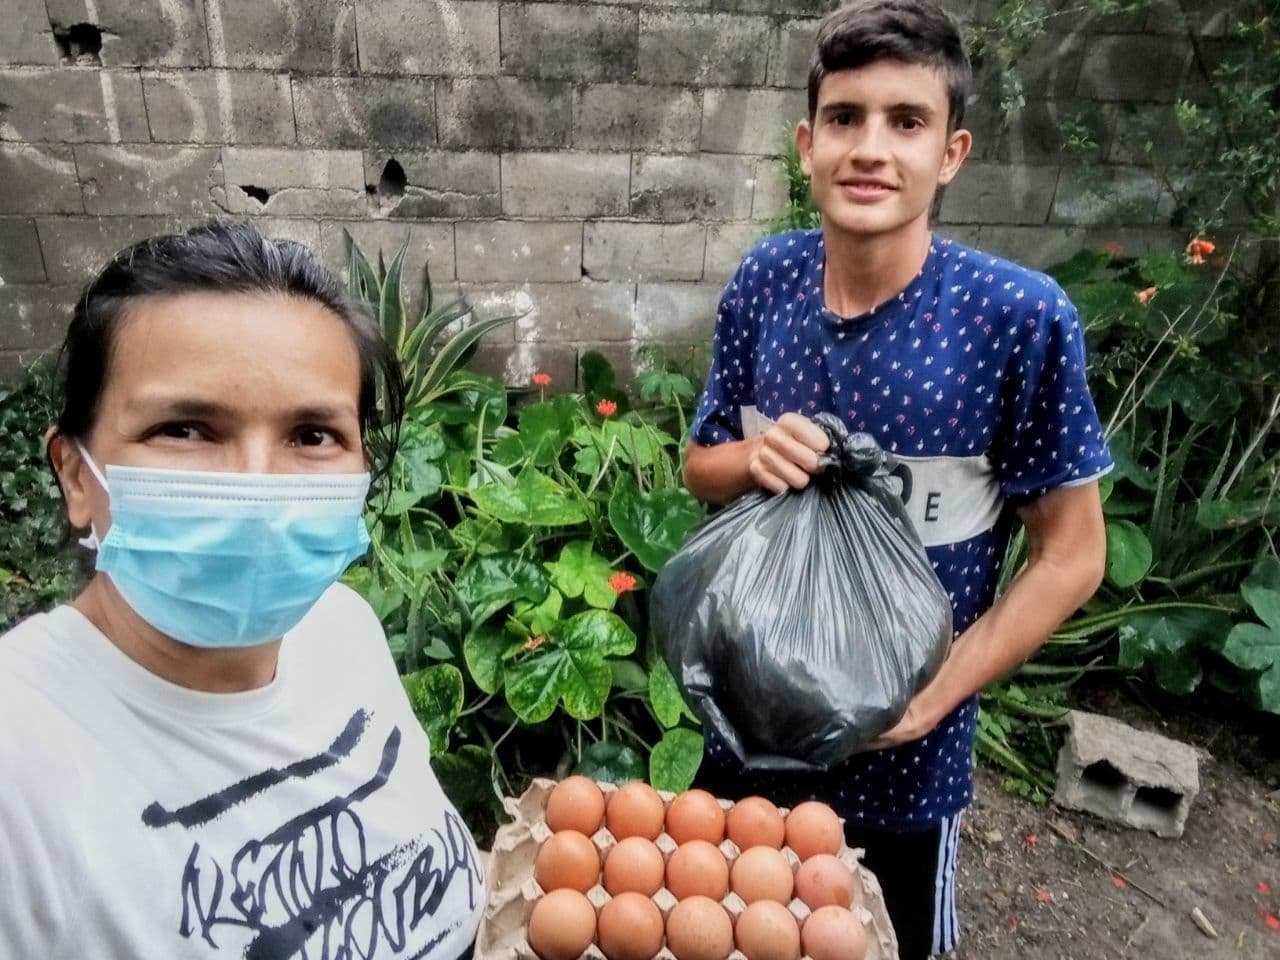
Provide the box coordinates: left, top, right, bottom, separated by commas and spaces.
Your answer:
240, 185, 272, 205
1081, 758, 1128, 799
374, 158, 407, 200
52, 22, 104, 67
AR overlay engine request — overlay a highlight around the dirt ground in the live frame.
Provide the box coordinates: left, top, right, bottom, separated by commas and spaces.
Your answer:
944, 686, 1280, 960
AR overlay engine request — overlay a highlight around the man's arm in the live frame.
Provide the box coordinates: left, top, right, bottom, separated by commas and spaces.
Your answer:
864, 480, 1107, 749
684, 413, 831, 504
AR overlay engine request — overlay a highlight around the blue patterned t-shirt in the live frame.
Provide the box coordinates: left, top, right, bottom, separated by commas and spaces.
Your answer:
690, 229, 1113, 831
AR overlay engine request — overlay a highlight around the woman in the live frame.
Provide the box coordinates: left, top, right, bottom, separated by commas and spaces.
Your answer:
0, 222, 484, 959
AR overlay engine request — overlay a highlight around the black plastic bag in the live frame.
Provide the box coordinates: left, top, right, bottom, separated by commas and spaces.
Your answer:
652, 413, 952, 771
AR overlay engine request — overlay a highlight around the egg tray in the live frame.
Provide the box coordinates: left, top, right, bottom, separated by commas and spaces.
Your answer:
476, 778, 899, 960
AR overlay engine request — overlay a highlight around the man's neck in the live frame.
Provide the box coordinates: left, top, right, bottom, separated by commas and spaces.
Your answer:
821, 222, 933, 319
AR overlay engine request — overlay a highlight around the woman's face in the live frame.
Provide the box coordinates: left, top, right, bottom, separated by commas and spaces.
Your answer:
57, 290, 366, 535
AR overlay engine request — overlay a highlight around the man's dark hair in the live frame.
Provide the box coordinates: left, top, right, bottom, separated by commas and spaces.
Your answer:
49, 220, 405, 483
807, 0, 973, 131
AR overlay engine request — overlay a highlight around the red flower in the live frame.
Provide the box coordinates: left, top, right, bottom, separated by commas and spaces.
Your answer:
1103, 241, 1124, 256
1135, 286, 1158, 305
1259, 881, 1272, 895
1113, 876, 1127, 889
1024, 834, 1037, 847
608, 572, 637, 594
1266, 913, 1280, 931
1036, 889, 1053, 903
1186, 237, 1216, 265
596, 399, 618, 416
532, 372, 552, 386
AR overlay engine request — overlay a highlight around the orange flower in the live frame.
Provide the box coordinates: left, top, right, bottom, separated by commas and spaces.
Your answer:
1259, 881, 1272, 895
1103, 241, 1124, 256
532, 372, 552, 386
522, 635, 546, 652
596, 399, 618, 416
608, 571, 637, 594
1024, 834, 1037, 847
1113, 876, 1127, 889
1135, 286, 1158, 305
1186, 237, 1216, 264
1266, 913, 1280, 931
1036, 889, 1053, 903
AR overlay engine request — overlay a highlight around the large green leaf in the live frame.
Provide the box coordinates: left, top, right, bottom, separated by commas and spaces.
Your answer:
1143, 365, 1242, 422
471, 470, 588, 527
1117, 607, 1232, 695
518, 397, 582, 467
402, 663, 464, 754
379, 240, 410, 356
649, 727, 704, 793
1221, 585, 1280, 673
1104, 519, 1154, 588
608, 477, 703, 573
455, 555, 549, 622
1196, 495, 1280, 531
649, 657, 695, 729
546, 541, 619, 610
1047, 248, 1113, 286
503, 611, 637, 722
576, 741, 647, 785
610, 659, 650, 693
463, 622, 517, 694
432, 745, 498, 821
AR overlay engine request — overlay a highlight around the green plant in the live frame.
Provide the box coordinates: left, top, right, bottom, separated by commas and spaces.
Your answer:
770, 130, 821, 233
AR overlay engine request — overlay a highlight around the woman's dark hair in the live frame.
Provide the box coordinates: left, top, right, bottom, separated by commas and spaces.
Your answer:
49, 219, 405, 481
808, 0, 973, 132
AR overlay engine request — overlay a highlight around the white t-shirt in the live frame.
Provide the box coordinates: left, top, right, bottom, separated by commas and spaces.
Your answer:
0, 583, 485, 960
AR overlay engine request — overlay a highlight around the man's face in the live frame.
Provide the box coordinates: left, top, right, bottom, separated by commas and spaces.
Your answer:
798, 60, 971, 243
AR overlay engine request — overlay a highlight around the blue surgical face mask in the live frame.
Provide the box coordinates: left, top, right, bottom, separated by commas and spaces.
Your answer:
77, 446, 371, 649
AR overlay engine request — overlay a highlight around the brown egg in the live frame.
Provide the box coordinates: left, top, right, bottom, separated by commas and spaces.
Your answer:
534, 829, 600, 893
603, 836, 665, 897
730, 846, 795, 905
725, 796, 786, 851
666, 789, 727, 845
794, 854, 855, 909
734, 900, 801, 960
546, 775, 606, 836
665, 839, 730, 901
665, 895, 735, 960
606, 781, 666, 841
801, 905, 868, 960
527, 888, 597, 960
783, 801, 843, 862
596, 892, 665, 960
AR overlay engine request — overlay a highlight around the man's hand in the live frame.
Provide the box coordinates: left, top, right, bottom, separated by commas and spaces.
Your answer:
748, 413, 831, 494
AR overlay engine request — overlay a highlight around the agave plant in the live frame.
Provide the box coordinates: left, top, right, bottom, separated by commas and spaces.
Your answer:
345, 232, 521, 414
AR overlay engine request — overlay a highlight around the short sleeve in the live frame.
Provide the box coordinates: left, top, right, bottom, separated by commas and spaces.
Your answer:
993, 288, 1113, 503
691, 254, 759, 446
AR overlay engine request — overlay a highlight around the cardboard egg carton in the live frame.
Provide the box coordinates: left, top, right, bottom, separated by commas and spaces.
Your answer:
477, 778, 899, 960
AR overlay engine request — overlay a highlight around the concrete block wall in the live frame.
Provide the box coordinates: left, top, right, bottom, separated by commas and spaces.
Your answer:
0, 0, 1227, 383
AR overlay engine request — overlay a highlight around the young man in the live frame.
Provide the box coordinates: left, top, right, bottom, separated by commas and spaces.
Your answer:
684, 2, 1111, 956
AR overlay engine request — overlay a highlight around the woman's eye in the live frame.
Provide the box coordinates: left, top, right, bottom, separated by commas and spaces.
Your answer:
153, 422, 203, 441
295, 427, 337, 448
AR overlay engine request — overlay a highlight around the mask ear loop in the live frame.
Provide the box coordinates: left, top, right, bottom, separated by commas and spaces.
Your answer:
74, 442, 111, 552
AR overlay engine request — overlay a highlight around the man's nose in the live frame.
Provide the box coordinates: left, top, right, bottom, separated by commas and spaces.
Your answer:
849, 119, 890, 164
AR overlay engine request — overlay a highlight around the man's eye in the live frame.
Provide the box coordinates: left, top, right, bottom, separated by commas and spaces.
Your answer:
831, 112, 855, 126
898, 117, 924, 131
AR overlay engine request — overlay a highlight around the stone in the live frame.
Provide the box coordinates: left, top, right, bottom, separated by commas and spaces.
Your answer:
705, 223, 767, 282
573, 84, 701, 153
438, 78, 572, 150
500, 4, 638, 82
0, 145, 82, 214
634, 282, 723, 340
320, 220, 457, 290
701, 88, 808, 156
1054, 709, 1200, 839
584, 222, 706, 282
207, 0, 356, 73
76, 144, 221, 216
0, 0, 61, 65
364, 150, 501, 219
46, 0, 210, 67
631, 154, 756, 222
767, 18, 820, 89
639, 11, 771, 86
1075, 35, 1193, 102
1050, 165, 1166, 226
293, 77, 437, 149
501, 152, 630, 218
142, 70, 296, 145
0, 283, 79, 349
0, 68, 149, 143
221, 147, 366, 217
355, 0, 499, 76
463, 281, 636, 343
751, 155, 791, 222
0, 219, 46, 283
936, 162, 1059, 225
35, 215, 193, 283
455, 220, 583, 283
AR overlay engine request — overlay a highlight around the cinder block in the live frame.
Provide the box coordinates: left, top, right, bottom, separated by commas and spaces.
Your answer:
1050, 165, 1165, 226
972, 225, 1183, 270
1075, 35, 1193, 102
705, 223, 769, 282
363, 151, 501, 219
584, 222, 706, 282
767, 18, 819, 89
467, 342, 579, 391
708, 0, 833, 16
1105, 103, 1189, 166
501, 153, 630, 219
751, 156, 791, 222
320, 220, 457, 289
0, 0, 60, 65
35, 215, 193, 284
248, 217, 323, 251
631, 154, 756, 222
936, 162, 1059, 225
438, 79, 572, 150
1054, 709, 1200, 839
207, 0, 356, 73
46, 0, 210, 67
0, 68, 149, 143
221, 147, 366, 217
356, 0, 499, 76
455, 220, 583, 283
0, 145, 83, 214
994, 99, 1106, 164
1015, 29, 1086, 100
573, 84, 701, 153
0, 283, 79, 350
702, 88, 807, 156
639, 11, 771, 86
143, 70, 296, 145
462, 281, 636, 343
501, 4, 637, 82
635, 282, 723, 340
76, 144, 222, 216
0, 219, 46, 284
293, 77, 437, 149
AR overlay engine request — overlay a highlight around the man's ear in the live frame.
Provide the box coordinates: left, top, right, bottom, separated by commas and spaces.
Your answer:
937, 127, 973, 186
47, 430, 94, 529
796, 120, 815, 178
